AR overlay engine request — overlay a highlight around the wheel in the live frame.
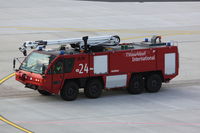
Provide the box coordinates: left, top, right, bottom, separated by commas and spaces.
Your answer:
127, 74, 144, 94
38, 89, 52, 96
84, 79, 103, 98
146, 74, 162, 93
60, 81, 79, 101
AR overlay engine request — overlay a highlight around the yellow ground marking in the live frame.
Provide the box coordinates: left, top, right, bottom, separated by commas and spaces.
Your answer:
122, 35, 152, 40
121, 32, 198, 40
0, 116, 33, 133
0, 26, 200, 35
1, 26, 200, 42
0, 73, 15, 85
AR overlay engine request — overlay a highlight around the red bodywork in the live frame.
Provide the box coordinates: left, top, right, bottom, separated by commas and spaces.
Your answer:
16, 45, 179, 94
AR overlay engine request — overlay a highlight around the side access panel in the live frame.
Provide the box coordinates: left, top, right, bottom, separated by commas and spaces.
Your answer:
93, 55, 108, 74
106, 74, 127, 89
165, 53, 176, 75
156, 46, 179, 80
89, 52, 109, 76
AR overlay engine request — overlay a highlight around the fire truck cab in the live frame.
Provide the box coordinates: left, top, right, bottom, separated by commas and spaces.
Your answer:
14, 35, 179, 101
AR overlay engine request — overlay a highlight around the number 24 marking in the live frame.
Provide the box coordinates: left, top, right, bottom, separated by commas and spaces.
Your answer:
78, 64, 89, 74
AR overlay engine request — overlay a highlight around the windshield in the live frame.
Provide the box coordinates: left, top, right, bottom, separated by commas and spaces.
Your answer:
20, 52, 56, 74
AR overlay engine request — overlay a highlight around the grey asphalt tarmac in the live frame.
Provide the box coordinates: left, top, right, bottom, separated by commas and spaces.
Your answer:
0, 0, 200, 133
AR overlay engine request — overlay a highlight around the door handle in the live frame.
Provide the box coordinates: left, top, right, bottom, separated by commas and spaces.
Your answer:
53, 81, 61, 84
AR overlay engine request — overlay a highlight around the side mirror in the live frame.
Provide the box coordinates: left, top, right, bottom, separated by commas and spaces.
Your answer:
23, 50, 27, 56
19, 47, 27, 56
13, 58, 16, 69
13, 58, 19, 71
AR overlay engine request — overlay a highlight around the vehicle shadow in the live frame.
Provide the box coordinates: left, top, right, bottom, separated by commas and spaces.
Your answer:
33, 87, 168, 103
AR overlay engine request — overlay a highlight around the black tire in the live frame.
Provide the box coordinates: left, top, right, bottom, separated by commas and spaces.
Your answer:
84, 79, 103, 98
60, 81, 79, 101
127, 74, 144, 94
146, 74, 162, 93
38, 89, 52, 96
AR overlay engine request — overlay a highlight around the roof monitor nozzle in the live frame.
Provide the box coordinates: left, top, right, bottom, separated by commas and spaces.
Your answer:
82, 36, 89, 53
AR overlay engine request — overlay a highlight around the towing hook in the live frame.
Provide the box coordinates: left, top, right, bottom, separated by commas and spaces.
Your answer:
19, 73, 27, 80
22, 74, 26, 79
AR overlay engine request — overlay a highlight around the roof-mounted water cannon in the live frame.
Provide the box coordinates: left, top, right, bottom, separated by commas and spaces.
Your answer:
19, 35, 120, 56
82, 36, 89, 53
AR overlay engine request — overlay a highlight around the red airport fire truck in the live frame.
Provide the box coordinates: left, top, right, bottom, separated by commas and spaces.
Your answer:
14, 35, 179, 101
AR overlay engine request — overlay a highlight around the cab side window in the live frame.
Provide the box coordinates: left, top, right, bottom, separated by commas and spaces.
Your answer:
64, 58, 75, 73
53, 60, 63, 74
